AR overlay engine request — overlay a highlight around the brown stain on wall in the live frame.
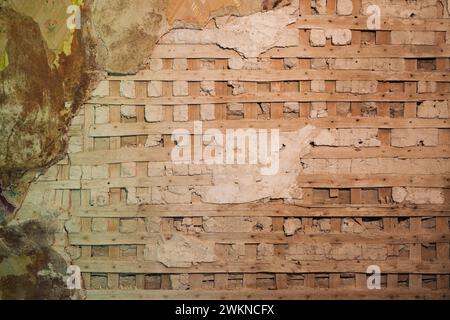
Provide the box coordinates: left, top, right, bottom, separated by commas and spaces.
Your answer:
0, 2, 94, 299
0, 2, 95, 219
0, 221, 75, 299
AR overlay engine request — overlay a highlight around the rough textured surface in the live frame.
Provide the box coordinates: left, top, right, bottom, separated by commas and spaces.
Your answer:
154, 234, 216, 268
195, 126, 318, 204
203, 217, 272, 233
0, 2, 95, 224
167, 0, 292, 27
161, 5, 299, 58
0, 221, 80, 299
313, 129, 381, 147
417, 101, 449, 118
0, 0, 166, 299
2, 0, 450, 301
283, 218, 302, 236
392, 187, 445, 204
391, 129, 439, 147
361, 0, 443, 18
337, 0, 353, 15
90, 0, 168, 74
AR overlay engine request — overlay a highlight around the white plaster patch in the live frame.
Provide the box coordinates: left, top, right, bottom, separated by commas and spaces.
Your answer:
156, 234, 216, 267
195, 125, 319, 204
392, 187, 445, 204
160, 5, 299, 58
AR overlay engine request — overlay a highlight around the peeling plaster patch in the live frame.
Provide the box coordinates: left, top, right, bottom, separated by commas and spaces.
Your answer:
284, 218, 302, 236
195, 125, 318, 204
170, 274, 189, 290
392, 187, 445, 204
325, 29, 352, 45
313, 128, 381, 147
391, 129, 438, 147
337, 0, 353, 15
417, 101, 448, 119
160, 5, 299, 58
155, 234, 216, 267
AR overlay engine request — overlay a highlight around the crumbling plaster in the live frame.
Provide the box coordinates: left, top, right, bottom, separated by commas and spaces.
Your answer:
1, 0, 449, 299
0, 0, 304, 299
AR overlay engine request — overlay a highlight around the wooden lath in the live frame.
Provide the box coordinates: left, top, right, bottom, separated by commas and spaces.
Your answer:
34, 0, 450, 299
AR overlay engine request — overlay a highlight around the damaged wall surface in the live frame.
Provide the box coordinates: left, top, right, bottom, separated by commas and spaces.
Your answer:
0, 1, 95, 222
2, 0, 450, 300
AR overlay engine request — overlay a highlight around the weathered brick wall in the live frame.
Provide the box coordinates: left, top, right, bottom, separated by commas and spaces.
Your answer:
15, 0, 449, 299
